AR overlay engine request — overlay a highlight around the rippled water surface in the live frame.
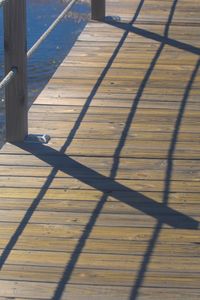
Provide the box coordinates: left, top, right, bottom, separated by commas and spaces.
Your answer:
0, 0, 89, 147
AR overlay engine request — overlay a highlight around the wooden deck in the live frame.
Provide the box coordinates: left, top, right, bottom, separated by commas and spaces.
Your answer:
0, 0, 200, 299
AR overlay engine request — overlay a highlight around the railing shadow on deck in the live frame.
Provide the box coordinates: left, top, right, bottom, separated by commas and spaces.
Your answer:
0, 0, 199, 299
129, 60, 200, 299
105, 0, 200, 298
106, 0, 200, 297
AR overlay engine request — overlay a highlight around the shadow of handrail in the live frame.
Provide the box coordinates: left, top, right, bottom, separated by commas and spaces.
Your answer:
0, 0, 146, 274
9, 144, 200, 230
130, 57, 200, 299
0, 0, 199, 299
129, 0, 200, 297
106, 22, 200, 56
7, 141, 198, 300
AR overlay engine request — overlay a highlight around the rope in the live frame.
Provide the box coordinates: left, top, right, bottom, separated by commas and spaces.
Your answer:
27, 0, 78, 58
0, 68, 17, 91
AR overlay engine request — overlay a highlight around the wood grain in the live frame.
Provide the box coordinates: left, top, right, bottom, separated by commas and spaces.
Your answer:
0, 0, 199, 299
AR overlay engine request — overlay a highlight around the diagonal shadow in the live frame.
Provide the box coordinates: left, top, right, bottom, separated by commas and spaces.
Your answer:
0, 1, 199, 300
106, 0, 200, 298
129, 0, 200, 297
0, 0, 147, 272
109, 0, 180, 187
49, 0, 177, 297
17, 137, 199, 300
31, 1, 198, 298
130, 58, 200, 300
106, 21, 200, 56
11, 143, 200, 231
129, 0, 180, 298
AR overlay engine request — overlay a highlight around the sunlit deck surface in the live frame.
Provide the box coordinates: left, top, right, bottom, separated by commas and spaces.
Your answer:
0, 0, 200, 299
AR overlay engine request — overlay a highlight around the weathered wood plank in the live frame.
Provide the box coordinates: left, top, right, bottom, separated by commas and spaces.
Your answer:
0, 0, 199, 298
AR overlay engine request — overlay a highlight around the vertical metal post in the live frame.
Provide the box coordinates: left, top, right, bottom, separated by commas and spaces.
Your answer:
91, 0, 105, 21
4, 0, 28, 142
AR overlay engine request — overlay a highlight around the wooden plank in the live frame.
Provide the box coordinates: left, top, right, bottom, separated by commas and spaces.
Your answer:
0, 176, 199, 193
0, 223, 199, 244
0, 209, 199, 228
0, 265, 200, 290
0, 0, 200, 298
0, 236, 199, 257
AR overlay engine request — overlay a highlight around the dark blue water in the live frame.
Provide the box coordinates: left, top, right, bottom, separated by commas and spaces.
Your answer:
0, 0, 89, 146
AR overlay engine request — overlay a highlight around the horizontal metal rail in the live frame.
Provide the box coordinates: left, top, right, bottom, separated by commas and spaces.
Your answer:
0, 68, 17, 91
2, 0, 106, 142
0, 0, 79, 92
27, 0, 78, 58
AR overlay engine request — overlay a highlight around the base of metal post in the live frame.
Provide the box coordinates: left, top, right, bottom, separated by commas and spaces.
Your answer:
24, 134, 51, 144
105, 16, 121, 22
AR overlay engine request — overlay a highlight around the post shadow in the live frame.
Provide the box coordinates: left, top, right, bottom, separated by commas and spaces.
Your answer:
130, 58, 200, 300
0, 0, 146, 271
129, 1, 200, 298
50, 0, 198, 297
106, 20, 200, 56
106, 0, 199, 298
0, 1, 199, 300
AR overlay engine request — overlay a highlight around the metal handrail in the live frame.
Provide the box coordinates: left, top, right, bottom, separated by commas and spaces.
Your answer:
0, 0, 78, 92
0, 0, 78, 90
0, 0, 105, 142
27, 0, 78, 58
0, 68, 17, 90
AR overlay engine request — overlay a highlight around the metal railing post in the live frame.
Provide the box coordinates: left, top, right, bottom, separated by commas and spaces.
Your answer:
91, 0, 105, 21
3, 0, 28, 142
